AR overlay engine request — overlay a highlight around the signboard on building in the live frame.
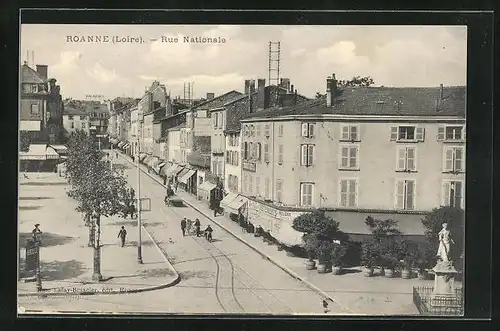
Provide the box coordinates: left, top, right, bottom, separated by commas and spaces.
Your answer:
25, 240, 39, 272
246, 199, 305, 235
242, 161, 256, 172
19, 120, 41, 131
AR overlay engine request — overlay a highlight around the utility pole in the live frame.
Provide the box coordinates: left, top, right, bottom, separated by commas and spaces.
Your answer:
136, 122, 143, 264
110, 143, 113, 172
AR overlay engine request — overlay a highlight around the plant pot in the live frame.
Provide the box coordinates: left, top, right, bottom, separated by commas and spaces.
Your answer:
317, 263, 328, 274
305, 260, 316, 270
384, 268, 395, 278
363, 267, 374, 277
401, 269, 412, 279
331, 266, 342, 275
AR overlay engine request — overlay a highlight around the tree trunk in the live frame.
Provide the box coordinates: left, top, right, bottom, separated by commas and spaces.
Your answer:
92, 214, 102, 281
86, 214, 95, 247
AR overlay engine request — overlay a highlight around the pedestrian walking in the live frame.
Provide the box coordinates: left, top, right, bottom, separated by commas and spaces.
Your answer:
32, 224, 42, 244
194, 218, 201, 237
117, 226, 127, 247
181, 218, 187, 236
322, 299, 330, 314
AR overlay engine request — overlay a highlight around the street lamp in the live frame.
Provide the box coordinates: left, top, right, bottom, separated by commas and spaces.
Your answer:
136, 122, 143, 264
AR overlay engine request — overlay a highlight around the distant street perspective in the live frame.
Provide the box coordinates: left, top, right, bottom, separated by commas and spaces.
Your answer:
19, 24, 466, 316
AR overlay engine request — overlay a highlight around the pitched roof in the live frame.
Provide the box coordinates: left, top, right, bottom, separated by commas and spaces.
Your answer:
63, 107, 88, 116
192, 90, 243, 110
242, 86, 466, 120
20, 63, 45, 84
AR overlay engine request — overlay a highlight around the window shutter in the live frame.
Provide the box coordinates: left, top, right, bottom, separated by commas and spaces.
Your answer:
307, 145, 314, 166
236, 152, 239, 166
257, 143, 262, 160
454, 148, 464, 171
390, 126, 398, 141
395, 180, 405, 209
301, 123, 308, 137
406, 181, 415, 210
341, 147, 348, 168
256, 124, 260, 137
407, 148, 416, 171
341, 126, 349, 140
308, 123, 315, 137
444, 147, 453, 172
244, 142, 248, 159
397, 147, 406, 171
437, 126, 445, 141
264, 144, 269, 162
349, 147, 357, 168
462, 126, 466, 141
301, 145, 307, 166
348, 180, 357, 207
351, 126, 358, 141
415, 127, 425, 141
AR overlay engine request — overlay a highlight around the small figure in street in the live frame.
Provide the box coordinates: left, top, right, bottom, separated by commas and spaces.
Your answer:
163, 176, 167, 185
32, 224, 42, 244
118, 226, 127, 247
194, 218, 201, 237
186, 219, 193, 235
322, 299, 330, 314
181, 218, 187, 236
204, 225, 213, 242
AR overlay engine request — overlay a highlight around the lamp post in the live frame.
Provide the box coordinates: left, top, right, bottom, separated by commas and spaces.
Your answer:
136, 122, 143, 264
110, 143, 113, 171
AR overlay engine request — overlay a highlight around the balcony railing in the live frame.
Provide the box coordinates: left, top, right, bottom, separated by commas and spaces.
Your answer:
187, 152, 211, 168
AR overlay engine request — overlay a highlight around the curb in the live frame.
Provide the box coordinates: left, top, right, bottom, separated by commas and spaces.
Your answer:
118, 152, 351, 314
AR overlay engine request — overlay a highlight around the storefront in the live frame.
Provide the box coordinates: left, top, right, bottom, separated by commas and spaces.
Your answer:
19, 144, 61, 173
139, 153, 147, 162
155, 160, 167, 175
177, 167, 197, 194
246, 199, 305, 247
147, 156, 160, 173
197, 180, 216, 202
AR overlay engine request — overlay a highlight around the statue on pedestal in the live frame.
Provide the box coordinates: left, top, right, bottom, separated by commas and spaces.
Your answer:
436, 223, 455, 263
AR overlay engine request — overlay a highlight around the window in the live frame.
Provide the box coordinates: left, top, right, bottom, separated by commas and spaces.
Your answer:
340, 179, 358, 207
396, 146, 417, 172
249, 175, 253, 195
256, 124, 260, 137
276, 179, 283, 202
250, 125, 255, 137
80, 115, 86, 120
443, 147, 465, 172
340, 146, 359, 170
442, 180, 464, 209
31, 84, 38, 93
438, 125, 465, 141
395, 180, 415, 210
256, 177, 260, 196
235, 152, 239, 166
341, 125, 360, 141
278, 145, 283, 164
212, 161, 218, 175
71, 122, 74, 129
301, 122, 315, 138
248, 142, 254, 159
278, 124, 284, 137
226, 151, 231, 163
243, 173, 247, 193
81, 122, 86, 129
30, 104, 40, 116
219, 113, 223, 129
214, 113, 218, 128
199, 176, 204, 185
300, 183, 314, 206
300, 144, 315, 166
265, 124, 270, 137
256, 143, 262, 161
243, 142, 248, 160
265, 178, 270, 198
67, 115, 74, 120
390, 126, 425, 142
264, 144, 270, 163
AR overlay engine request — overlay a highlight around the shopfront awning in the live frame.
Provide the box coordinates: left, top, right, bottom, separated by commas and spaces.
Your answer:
118, 142, 125, 148
20, 144, 61, 161
220, 192, 238, 209
198, 181, 216, 192
163, 164, 183, 178
49, 145, 68, 154
176, 167, 190, 180
224, 194, 248, 214
158, 162, 167, 170
122, 143, 130, 150
179, 169, 196, 184
159, 162, 172, 177
148, 156, 159, 168
139, 153, 147, 161
143, 155, 153, 165
272, 222, 305, 247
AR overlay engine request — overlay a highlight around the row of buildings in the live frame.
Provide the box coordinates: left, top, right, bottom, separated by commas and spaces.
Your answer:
108, 74, 466, 242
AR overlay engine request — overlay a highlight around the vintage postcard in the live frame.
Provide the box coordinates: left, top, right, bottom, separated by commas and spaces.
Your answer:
18, 23, 466, 316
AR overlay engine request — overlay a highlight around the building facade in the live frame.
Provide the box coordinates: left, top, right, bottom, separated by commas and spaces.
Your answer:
239, 76, 466, 234
62, 108, 90, 135
20, 62, 64, 144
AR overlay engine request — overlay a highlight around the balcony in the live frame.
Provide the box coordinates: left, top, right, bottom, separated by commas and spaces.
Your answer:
187, 152, 211, 168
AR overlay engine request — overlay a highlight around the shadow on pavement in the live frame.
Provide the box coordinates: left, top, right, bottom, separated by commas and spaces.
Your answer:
107, 220, 166, 228
18, 206, 42, 211
40, 259, 87, 281
339, 268, 362, 275
112, 163, 132, 170
179, 270, 214, 280
127, 240, 155, 247
20, 182, 67, 186
19, 232, 75, 248
139, 268, 176, 278
19, 197, 53, 201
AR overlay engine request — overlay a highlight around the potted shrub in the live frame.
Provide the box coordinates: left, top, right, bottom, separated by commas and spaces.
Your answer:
303, 234, 318, 270
330, 243, 347, 275
254, 225, 263, 237
401, 254, 414, 279
361, 239, 378, 277
316, 241, 333, 274
380, 249, 399, 278
415, 244, 431, 280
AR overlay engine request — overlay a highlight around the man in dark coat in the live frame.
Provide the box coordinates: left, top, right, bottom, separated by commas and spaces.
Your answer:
181, 218, 187, 236
117, 226, 127, 247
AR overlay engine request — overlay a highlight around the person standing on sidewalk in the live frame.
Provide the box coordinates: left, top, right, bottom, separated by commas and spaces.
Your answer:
194, 219, 201, 237
322, 299, 330, 314
180, 218, 187, 236
32, 224, 42, 244
118, 226, 127, 247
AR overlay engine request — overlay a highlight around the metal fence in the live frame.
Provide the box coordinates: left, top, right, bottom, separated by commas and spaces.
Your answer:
413, 286, 464, 316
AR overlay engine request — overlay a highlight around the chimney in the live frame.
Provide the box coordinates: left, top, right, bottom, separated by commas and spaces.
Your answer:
290, 84, 294, 94
244, 79, 255, 95
256, 78, 266, 109
206, 92, 215, 100
326, 76, 333, 107
439, 84, 444, 100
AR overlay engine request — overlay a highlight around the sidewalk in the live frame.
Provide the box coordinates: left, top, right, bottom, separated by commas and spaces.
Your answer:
18, 172, 180, 297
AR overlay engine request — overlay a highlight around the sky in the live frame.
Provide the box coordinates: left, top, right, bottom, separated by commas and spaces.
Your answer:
20, 25, 467, 100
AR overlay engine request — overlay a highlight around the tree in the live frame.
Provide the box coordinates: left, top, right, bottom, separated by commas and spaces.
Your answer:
421, 206, 464, 264
315, 75, 375, 99
363, 216, 405, 270
20, 131, 31, 152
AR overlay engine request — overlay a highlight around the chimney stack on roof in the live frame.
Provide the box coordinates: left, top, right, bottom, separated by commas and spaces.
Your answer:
244, 79, 255, 95
36, 65, 48, 80
206, 92, 215, 100
326, 74, 337, 107
256, 78, 266, 110
279, 78, 291, 92
439, 84, 444, 100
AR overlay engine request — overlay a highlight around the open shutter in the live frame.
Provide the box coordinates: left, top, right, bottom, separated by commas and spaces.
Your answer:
265, 124, 270, 137
340, 180, 347, 207
301, 145, 307, 166
308, 123, 315, 137
462, 126, 466, 141
341, 147, 348, 168
454, 147, 464, 171
341, 126, 349, 140
437, 126, 445, 141
307, 145, 314, 166
407, 148, 416, 171
264, 144, 269, 162
351, 126, 359, 141
395, 180, 405, 209
349, 147, 357, 168
348, 180, 357, 207
442, 181, 451, 206
397, 147, 406, 171
444, 147, 453, 172
415, 127, 425, 141
301, 123, 308, 137
257, 143, 262, 160
256, 124, 260, 137
390, 126, 398, 141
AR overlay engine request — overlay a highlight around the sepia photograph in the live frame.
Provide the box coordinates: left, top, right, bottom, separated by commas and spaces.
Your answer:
18, 23, 466, 316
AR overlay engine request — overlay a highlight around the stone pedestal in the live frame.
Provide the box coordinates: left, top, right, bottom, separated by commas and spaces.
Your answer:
430, 261, 458, 308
